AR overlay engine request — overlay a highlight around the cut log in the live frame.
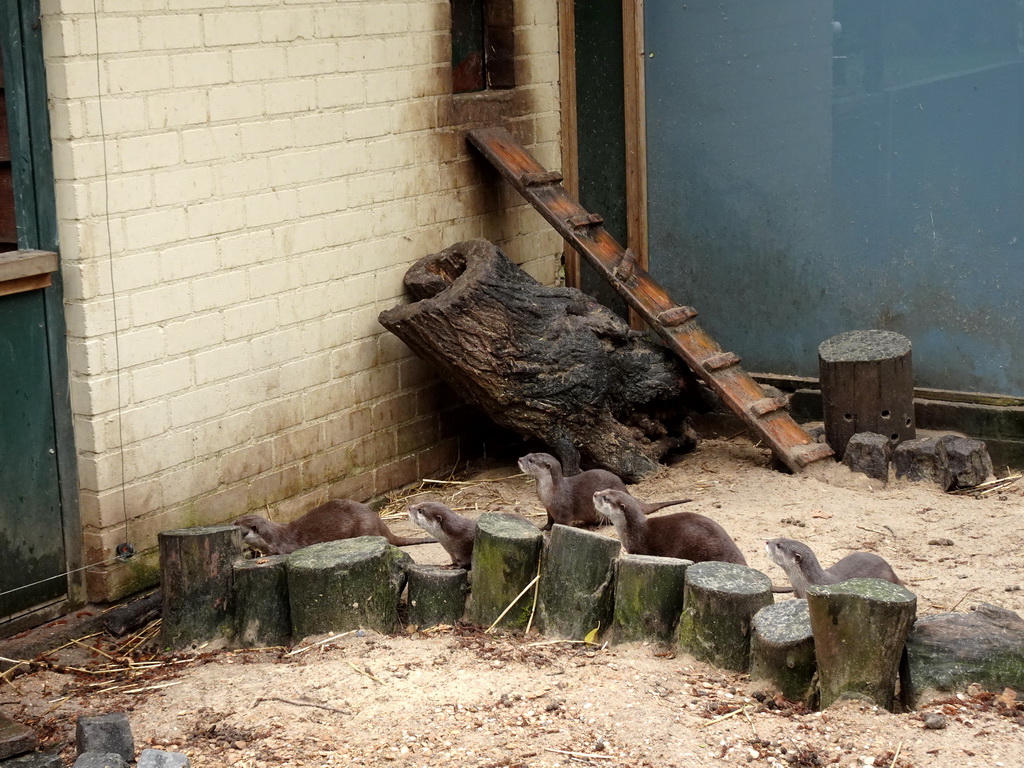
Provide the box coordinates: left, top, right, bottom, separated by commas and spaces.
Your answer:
378, 239, 705, 481
286, 537, 411, 639
893, 436, 944, 483
938, 435, 993, 490
807, 578, 917, 710
467, 512, 544, 630
159, 525, 243, 650
749, 600, 816, 703
818, 330, 915, 459
842, 432, 893, 484
611, 554, 690, 645
103, 590, 162, 637
537, 525, 620, 640
233, 555, 291, 648
676, 562, 773, 672
406, 564, 469, 628
903, 603, 1024, 707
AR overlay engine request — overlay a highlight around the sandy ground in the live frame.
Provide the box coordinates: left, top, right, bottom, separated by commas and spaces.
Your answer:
4, 435, 1024, 767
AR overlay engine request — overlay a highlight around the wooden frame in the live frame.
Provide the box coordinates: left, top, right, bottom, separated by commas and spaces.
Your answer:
557, 0, 580, 287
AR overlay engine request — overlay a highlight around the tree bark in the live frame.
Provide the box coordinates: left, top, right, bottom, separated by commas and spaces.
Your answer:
537, 525, 620, 640
233, 555, 291, 648
611, 554, 690, 645
378, 239, 705, 481
467, 512, 544, 630
749, 599, 817, 704
807, 578, 917, 711
406, 564, 469, 628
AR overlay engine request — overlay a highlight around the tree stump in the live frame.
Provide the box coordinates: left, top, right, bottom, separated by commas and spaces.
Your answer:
842, 432, 893, 484
611, 554, 690, 645
159, 525, 242, 650
818, 330, 915, 459
676, 562, 773, 672
233, 555, 291, 648
407, 564, 469, 628
807, 578, 917, 711
903, 603, 1024, 706
467, 512, 544, 630
537, 525, 620, 640
286, 537, 411, 639
938, 435, 993, 490
749, 600, 816, 703
378, 239, 705, 481
892, 436, 944, 483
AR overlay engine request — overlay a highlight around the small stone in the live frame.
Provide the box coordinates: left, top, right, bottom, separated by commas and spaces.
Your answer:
137, 749, 191, 768
76, 714, 134, 763
0, 715, 37, 760
927, 538, 954, 546
938, 436, 993, 490
73, 754, 129, 768
2, 751, 63, 767
842, 432, 892, 483
923, 713, 948, 730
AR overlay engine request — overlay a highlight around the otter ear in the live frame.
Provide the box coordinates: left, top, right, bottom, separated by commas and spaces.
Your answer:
793, 552, 803, 564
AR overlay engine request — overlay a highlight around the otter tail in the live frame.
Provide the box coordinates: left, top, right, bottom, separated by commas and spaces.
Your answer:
640, 498, 692, 515
389, 535, 438, 547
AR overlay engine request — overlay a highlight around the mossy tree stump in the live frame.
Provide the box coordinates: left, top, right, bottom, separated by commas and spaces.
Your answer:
233, 555, 290, 648
468, 513, 543, 630
749, 600, 816, 703
407, 564, 469, 628
159, 525, 243, 650
903, 603, 1024, 707
807, 578, 917, 711
537, 525, 621, 640
612, 554, 691, 645
677, 562, 773, 671
287, 537, 411, 640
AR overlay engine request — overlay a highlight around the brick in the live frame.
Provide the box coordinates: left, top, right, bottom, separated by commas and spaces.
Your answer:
84, 96, 149, 135
168, 385, 231, 429
214, 157, 270, 195
160, 460, 220, 507
251, 327, 303, 368
153, 166, 215, 207
203, 12, 262, 46
187, 197, 246, 238
193, 272, 248, 312
195, 412, 254, 454
129, 283, 192, 326
244, 189, 299, 227
126, 430, 194, 479
139, 15, 202, 49
229, 370, 284, 411
171, 51, 233, 87
147, 90, 209, 128
121, 403, 172, 443
106, 55, 173, 94
121, 208, 189, 249
248, 261, 301, 299
131, 358, 192, 401
264, 79, 317, 114
220, 441, 275, 484
261, 8, 315, 42
224, 298, 281, 341
163, 314, 225, 355
275, 423, 324, 465
286, 42, 339, 77
195, 340, 252, 384
207, 83, 265, 122
315, 74, 365, 108
230, 47, 287, 82
118, 133, 181, 172
246, 465, 304, 508
314, 5, 366, 39
116, 326, 166, 368
279, 355, 331, 394
239, 118, 294, 154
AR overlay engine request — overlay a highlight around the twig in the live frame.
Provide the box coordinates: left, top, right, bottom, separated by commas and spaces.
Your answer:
742, 706, 758, 738
286, 631, 357, 656
541, 747, 614, 760
486, 575, 540, 634
69, 636, 118, 661
525, 640, 597, 648
255, 696, 350, 715
856, 525, 888, 536
948, 474, 1021, 495
347, 660, 384, 685
524, 559, 543, 635
699, 706, 749, 726
948, 588, 978, 612
121, 680, 185, 694
422, 475, 523, 486
889, 740, 903, 768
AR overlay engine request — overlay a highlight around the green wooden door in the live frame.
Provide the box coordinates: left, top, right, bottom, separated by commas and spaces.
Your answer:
1, 0, 82, 628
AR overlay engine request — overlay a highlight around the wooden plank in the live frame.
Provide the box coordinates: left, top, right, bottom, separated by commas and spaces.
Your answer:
622, 0, 648, 330
557, 0, 580, 288
466, 126, 833, 473
0, 248, 56, 281
0, 271, 49, 296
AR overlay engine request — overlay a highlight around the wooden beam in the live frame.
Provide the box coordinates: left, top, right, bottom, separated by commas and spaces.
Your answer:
622, 0, 648, 330
558, 0, 580, 289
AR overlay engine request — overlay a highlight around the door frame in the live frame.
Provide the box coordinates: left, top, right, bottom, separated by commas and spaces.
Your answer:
1, 0, 85, 631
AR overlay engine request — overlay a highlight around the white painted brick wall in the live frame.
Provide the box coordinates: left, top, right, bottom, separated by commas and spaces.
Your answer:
45, 0, 564, 601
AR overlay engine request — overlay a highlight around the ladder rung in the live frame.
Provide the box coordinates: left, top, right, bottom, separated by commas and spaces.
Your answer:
520, 170, 564, 187
702, 351, 741, 371
567, 212, 604, 230
749, 396, 789, 418
793, 442, 836, 467
657, 305, 698, 326
614, 248, 637, 281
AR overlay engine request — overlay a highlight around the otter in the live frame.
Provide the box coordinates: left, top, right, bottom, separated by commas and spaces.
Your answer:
765, 538, 905, 598
593, 489, 746, 564
407, 501, 477, 570
233, 499, 435, 555
518, 452, 629, 529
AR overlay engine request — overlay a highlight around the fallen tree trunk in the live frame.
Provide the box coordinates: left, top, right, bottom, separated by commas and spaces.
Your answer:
378, 239, 706, 481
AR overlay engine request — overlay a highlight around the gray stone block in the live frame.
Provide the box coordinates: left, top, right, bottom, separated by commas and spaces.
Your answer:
72, 754, 127, 768
842, 432, 892, 483
0, 751, 62, 767
137, 749, 192, 768
938, 435, 993, 490
75, 714, 133, 763
0, 715, 37, 760
892, 437, 943, 483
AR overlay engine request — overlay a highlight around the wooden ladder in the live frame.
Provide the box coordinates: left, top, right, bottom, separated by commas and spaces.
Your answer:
467, 126, 834, 474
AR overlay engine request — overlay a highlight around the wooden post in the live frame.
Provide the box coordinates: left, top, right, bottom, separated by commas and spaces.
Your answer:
611, 554, 690, 645
233, 555, 290, 648
159, 525, 243, 650
467, 512, 543, 631
537, 525, 620, 640
749, 600, 816, 704
807, 578, 917, 711
818, 330, 915, 458
407, 564, 469, 628
676, 562, 773, 672
286, 537, 411, 640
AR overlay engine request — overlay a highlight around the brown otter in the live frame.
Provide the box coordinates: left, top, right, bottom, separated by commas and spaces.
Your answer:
233, 499, 435, 555
518, 452, 629, 529
407, 501, 477, 570
593, 489, 746, 565
765, 538, 905, 598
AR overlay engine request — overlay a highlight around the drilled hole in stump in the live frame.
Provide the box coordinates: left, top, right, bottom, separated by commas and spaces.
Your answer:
881, 410, 891, 419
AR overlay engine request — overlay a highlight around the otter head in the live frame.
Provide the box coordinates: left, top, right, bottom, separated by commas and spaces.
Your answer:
592, 489, 629, 529
408, 501, 450, 537
518, 452, 561, 480
233, 515, 276, 553
766, 538, 808, 570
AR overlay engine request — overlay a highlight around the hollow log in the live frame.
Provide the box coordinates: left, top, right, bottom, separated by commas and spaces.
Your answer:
233, 555, 291, 648
807, 578, 917, 711
378, 239, 705, 481
159, 525, 243, 650
537, 525, 620, 640
749, 599, 816, 703
903, 603, 1024, 706
286, 537, 411, 639
467, 512, 544, 630
676, 562, 773, 672
818, 330, 915, 459
407, 564, 469, 628
611, 554, 690, 645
